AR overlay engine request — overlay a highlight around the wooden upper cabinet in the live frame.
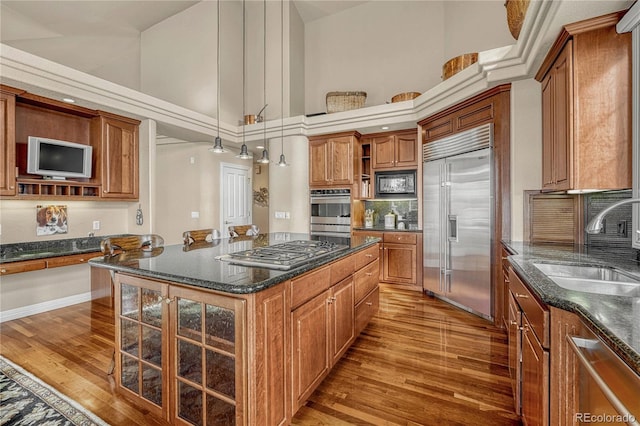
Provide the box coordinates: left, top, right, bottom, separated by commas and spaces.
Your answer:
0, 90, 17, 196
308, 131, 359, 187
93, 113, 140, 199
370, 130, 418, 170
536, 12, 632, 192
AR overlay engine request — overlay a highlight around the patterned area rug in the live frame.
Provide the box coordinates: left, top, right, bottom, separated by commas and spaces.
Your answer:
0, 355, 110, 426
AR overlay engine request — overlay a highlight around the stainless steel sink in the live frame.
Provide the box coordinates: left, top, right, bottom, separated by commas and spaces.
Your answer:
533, 263, 640, 297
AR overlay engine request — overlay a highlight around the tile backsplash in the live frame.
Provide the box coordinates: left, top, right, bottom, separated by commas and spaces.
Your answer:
585, 190, 633, 248
363, 199, 419, 228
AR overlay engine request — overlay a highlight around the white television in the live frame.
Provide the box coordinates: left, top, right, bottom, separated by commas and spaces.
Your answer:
27, 136, 93, 180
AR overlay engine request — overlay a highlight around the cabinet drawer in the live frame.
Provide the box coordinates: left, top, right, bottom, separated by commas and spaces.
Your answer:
47, 252, 101, 268
354, 244, 379, 270
354, 259, 379, 303
0, 259, 47, 275
509, 268, 550, 348
383, 232, 417, 245
355, 287, 379, 335
330, 255, 354, 285
290, 265, 332, 309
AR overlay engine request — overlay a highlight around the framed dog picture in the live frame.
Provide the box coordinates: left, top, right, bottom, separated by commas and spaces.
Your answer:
36, 205, 68, 236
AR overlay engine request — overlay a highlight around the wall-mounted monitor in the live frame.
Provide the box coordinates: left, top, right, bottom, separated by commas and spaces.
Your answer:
27, 136, 92, 180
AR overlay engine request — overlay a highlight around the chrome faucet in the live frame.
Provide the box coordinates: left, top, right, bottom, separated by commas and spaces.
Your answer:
585, 198, 640, 234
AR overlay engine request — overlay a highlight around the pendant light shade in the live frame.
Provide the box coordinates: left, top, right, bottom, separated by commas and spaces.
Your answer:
209, 136, 226, 153
210, 0, 225, 154
277, 152, 288, 167
257, 147, 270, 163
236, 143, 252, 160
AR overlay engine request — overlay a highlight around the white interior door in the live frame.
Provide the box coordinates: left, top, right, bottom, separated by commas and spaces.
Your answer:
221, 163, 252, 232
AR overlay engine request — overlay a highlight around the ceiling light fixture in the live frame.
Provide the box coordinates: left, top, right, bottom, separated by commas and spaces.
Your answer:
257, 0, 270, 165
209, 0, 226, 154
381, 126, 389, 130
62, 98, 75, 103
277, 0, 289, 168
236, 0, 252, 160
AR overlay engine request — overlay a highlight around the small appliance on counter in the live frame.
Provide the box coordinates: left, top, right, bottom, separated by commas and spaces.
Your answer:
384, 212, 397, 229
364, 209, 375, 228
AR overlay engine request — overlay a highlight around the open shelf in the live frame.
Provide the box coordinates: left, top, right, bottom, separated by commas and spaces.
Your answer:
358, 142, 372, 199
16, 178, 101, 200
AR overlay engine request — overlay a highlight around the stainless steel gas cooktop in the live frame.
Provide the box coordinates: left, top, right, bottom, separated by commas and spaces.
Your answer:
219, 240, 349, 270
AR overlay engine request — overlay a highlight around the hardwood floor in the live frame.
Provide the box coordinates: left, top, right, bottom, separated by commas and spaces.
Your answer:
0, 285, 520, 425
292, 285, 520, 425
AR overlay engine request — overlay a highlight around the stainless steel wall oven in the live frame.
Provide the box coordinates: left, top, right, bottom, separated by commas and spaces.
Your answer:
310, 189, 351, 237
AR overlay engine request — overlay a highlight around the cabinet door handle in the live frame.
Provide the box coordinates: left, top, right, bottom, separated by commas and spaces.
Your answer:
365, 272, 373, 277
515, 293, 529, 299
365, 254, 373, 258
366, 302, 373, 306
509, 320, 518, 326
1, 268, 6, 274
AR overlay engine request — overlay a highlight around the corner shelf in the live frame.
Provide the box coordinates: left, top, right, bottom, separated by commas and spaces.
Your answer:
358, 143, 372, 199
16, 178, 101, 200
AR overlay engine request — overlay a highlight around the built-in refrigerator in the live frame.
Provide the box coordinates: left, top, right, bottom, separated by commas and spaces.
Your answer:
423, 124, 493, 320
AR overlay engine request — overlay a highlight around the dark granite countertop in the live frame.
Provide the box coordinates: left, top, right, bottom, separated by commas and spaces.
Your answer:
0, 235, 131, 263
352, 226, 421, 233
89, 233, 380, 295
503, 240, 640, 375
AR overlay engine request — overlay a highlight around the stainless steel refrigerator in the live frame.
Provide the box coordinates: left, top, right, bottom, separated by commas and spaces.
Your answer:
423, 124, 493, 320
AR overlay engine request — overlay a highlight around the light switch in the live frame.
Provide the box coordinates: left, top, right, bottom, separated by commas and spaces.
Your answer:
191, 211, 200, 218
93, 221, 101, 230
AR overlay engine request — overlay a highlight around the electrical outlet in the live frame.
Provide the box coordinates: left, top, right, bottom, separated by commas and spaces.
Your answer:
275, 211, 285, 219
92, 221, 101, 230
191, 211, 200, 219
285, 212, 290, 219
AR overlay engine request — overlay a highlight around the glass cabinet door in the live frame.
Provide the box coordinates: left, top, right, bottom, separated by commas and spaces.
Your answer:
169, 286, 245, 426
115, 274, 169, 416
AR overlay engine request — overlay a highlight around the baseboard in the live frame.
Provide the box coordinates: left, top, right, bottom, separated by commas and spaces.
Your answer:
0, 292, 93, 323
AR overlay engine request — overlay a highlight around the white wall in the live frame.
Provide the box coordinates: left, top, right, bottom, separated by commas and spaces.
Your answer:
269, 135, 309, 233
304, 1, 513, 115
510, 78, 542, 240
154, 141, 265, 245
304, 1, 443, 115
0, 2, 142, 91
443, 1, 514, 61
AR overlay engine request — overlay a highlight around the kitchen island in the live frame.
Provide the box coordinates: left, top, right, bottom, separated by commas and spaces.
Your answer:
89, 233, 381, 425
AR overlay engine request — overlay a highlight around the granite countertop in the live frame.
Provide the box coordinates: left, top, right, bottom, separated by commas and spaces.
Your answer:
352, 226, 421, 233
89, 233, 380, 295
0, 235, 130, 263
503, 240, 640, 375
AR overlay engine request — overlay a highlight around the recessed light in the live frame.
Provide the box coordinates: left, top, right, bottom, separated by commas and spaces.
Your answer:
256, 145, 264, 149
381, 126, 389, 130
62, 98, 75, 103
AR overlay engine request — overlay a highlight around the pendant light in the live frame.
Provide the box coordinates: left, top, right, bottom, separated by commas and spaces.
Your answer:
277, 0, 289, 167
256, 0, 270, 164
209, 0, 226, 154
236, 0, 253, 160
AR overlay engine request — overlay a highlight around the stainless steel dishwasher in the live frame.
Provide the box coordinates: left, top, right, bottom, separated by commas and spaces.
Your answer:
567, 331, 640, 425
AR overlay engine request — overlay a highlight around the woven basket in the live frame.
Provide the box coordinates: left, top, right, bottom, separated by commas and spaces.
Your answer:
505, 0, 530, 40
391, 92, 421, 103
442, 53, 478, 80
326, 91, 367, 113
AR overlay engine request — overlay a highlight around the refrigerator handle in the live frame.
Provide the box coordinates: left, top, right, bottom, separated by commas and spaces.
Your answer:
448, 215, 458, 242
439, 163, 448, 293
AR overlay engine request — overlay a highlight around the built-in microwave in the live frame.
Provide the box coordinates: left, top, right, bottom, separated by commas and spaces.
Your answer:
374, 170, 417, 198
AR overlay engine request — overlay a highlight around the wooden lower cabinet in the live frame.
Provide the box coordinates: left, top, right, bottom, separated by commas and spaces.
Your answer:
114, 274, 246, 424
383, 243, 416, 284
509, 267, 550, 426
352, 231, 422, 290
521, 314, 549, 426
291, 289, 331, 410
291, 276, 356, 412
